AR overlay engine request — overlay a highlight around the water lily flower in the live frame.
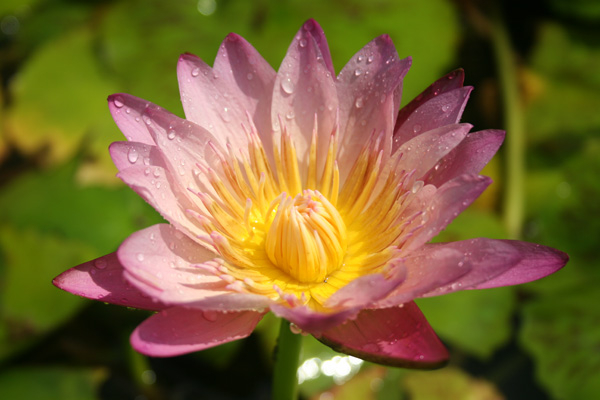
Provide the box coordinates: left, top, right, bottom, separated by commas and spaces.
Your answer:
53, 19, 567, 368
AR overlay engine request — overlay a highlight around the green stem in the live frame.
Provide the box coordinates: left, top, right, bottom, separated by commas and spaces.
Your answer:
272, 318, 303, 400
490, 5, 525, 240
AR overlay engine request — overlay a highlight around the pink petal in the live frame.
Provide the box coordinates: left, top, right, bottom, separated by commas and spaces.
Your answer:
177, 54, 249, 152
116, 165, 205, 241
52, 253, 165, 311
270, 304, 360, 334
420, 239, 569, 294
325, 261, 407, 308
131, 307, 263, 357
392, 69, 468, 151
301, 19, 335, 76
108, 94, 157, 146
318, 303, 448, 368
271, 19, 338, 182
336, 35, 411, 183
109, 141, 165, 173
395, 123, 472, 182
212, 33, 277, 155
375, 247, 472, 307
118, 224, 272, 311
424, 129, 505, 187
141, 103, 224, 192
402, 174, 492, 252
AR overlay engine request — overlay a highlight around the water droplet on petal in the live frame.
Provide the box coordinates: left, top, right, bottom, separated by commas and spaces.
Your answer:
285, 111, 295, 120
299, 38, 307, 47
367, 55, 374, 64
127, 147, 139, 163
246, 72, 253, 80
354, 96, 364, 108
191, 67, 200, 77
167, 130, 176, 140
354, 68, 362, 76
203, 310, 218, 322
94, 259, 107, 269
281, 78, 294, 94
411, 180, 424, 193
379, 94, 386, 103
413, 124, 422, 134
136, 253, 144, 262
113, 97, 124, 108
441, 104, 450, 112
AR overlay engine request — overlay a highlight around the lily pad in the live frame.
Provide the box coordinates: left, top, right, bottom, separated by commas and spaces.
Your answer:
520, 286, 600, 399
416, 287, 515, 359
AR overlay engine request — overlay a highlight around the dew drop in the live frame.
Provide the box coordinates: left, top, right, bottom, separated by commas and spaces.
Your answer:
136, 253, 144, 262
354, 96, 364, 108
367, 55, 374, 64
289, 323, 302, 334
94, 259, 107, 269
299, 38, 307, 47
113, 97, 124, 108
379, 94, 386, 103
411, 180, 424, 193
191, 68, 200, 77
222, 107, 231, 122
285, 110, 295, 120
281, 78, 294, 94
203, 310, 218, 322
127, 147, 139, 163
153, 168, 160, 178
357, 55, 364, 62
167, 130, 176, 140
354, 68, 362, 76
441, 104, 450, 112
413, 124, 422, 134
246, 72, 253, 80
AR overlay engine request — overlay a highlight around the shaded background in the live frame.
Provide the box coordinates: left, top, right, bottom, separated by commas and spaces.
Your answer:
1, 0, 599, 399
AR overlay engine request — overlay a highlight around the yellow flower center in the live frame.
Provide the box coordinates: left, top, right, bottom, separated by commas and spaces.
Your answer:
265, 191, 347, 283
191, 121, 420, 310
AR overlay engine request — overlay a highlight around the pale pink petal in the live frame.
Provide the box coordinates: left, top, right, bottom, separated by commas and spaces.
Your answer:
116, 165, 205, 241
141, 104, 224, 192
375, 247, 472, 307
395, 123, 472, 182
302, 19, 335, 76
118, 224, 272, 311
270, 304, 360, 334
177, 54, 248, 152
131, 307, 263, 357
318, 303, 448, 368
402, 174, 492, 252
109, 141, 165, 173
53, 253, 165, 311
421, 239, 569, 294
424, 129, 505, 187
108, 94, 157, 146
336, 35, 411, 183
392, 69, 468, 151
271, 19, 338, 181
325, 261, 407, 308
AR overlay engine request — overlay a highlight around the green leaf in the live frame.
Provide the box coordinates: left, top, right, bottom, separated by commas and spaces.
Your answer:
0, 225, 94, 359
0, 367, 101, 400
416, 287, 515, 359
527, 23, 600, 143
5, 25, 120, 178
402, 367, 503, 400
520, 286, 600, 399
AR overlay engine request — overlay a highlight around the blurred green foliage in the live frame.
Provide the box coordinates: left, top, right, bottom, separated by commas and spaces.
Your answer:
1, 0, 599, 399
